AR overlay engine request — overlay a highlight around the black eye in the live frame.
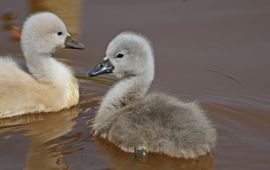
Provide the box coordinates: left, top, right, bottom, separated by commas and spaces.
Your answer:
57, 32, 62, 36
116, 53, 124, 58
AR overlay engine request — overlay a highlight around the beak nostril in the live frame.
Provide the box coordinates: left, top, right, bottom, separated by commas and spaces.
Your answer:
88, 59, 114, 77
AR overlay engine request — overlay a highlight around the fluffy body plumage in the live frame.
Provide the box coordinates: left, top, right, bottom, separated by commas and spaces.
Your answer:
0, 12, 79, 118
90, 32, 217, 158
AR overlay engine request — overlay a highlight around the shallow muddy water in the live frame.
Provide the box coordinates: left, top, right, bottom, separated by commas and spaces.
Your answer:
0, 0, 270, 170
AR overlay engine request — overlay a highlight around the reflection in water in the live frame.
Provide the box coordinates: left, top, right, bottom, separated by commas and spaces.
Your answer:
203, 103, 270, 169
95, 137, 214, 170
0, 108, 80, 170
76, 74, 116, 86
1, 12, 21, 41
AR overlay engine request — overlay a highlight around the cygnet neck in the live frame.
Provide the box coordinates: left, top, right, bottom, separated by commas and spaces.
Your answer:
23, 46, 73, 85
98, 67, 154, 115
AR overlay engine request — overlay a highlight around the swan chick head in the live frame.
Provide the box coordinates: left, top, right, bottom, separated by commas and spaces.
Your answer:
21, 12, 84, 56
89, 31, 154, 78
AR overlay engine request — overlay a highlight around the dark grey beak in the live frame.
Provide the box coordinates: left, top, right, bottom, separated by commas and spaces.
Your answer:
88, 59, 114, 77
64, 36, 85, 50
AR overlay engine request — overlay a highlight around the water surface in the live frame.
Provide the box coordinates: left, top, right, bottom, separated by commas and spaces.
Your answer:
0, 0, 270, 169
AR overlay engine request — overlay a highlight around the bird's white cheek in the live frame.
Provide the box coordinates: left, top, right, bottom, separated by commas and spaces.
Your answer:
56, 40, 65, 49
59, 43, 65, 49
113, 69, 123, 78
115, 73, 123, 78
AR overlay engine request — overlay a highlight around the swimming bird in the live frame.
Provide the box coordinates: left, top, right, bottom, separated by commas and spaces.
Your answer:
0, 12, 85, 118
88, 32, 216, 159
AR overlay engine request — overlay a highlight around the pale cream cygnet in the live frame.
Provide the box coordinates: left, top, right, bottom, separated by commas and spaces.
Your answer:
0, 12, 84, 118
88, 32, 217, 159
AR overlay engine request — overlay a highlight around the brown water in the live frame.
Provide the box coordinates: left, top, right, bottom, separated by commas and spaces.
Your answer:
0, 0, 270, 169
